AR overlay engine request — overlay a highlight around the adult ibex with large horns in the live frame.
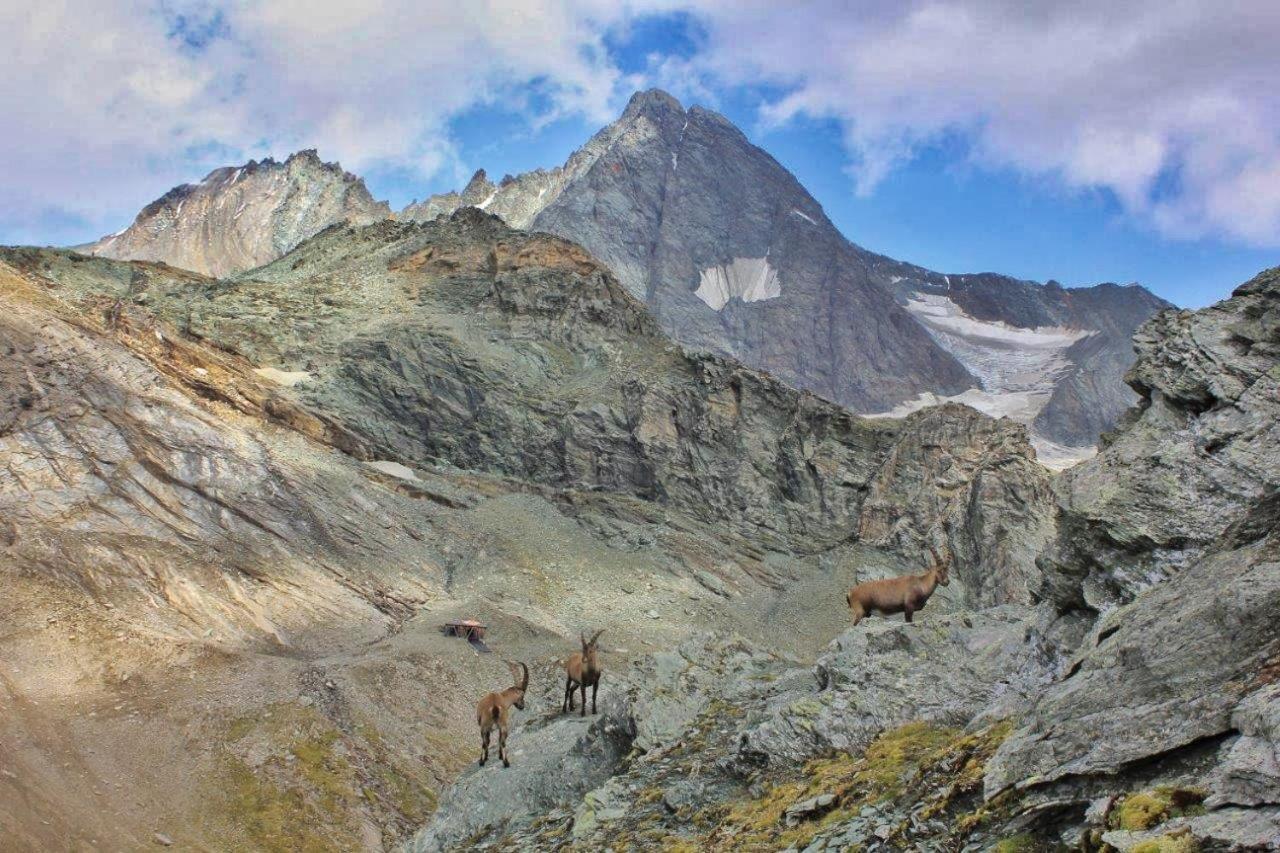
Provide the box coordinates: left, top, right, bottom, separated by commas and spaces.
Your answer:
562, 630, 604, 717
476, 660, 528, 768
847, 546, 951, 626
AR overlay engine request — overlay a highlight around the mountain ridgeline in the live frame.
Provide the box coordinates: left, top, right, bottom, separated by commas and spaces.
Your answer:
84, 90, 1169, 459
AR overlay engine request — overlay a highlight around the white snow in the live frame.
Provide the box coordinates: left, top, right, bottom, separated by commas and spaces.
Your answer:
1030, 437, 1097, 471
694, 257, 782, 310
477, 190, 498, 210
790, 209, 816, 225
865, 292, 1098, 470
366, 460, 420, 481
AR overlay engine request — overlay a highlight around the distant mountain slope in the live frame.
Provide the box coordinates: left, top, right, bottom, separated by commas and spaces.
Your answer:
869, 262, 1172, 448
411, 90, 1168, 456
89, 150, 389, 277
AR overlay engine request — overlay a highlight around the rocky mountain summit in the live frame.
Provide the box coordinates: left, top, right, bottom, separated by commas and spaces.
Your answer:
414, 90, 1170, 459
89, 150, 390, 277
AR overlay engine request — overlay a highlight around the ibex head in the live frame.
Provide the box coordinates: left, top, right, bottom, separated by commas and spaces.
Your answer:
581, 630, 604, 662
506, 661, 529, 709
928, 546, 952, 586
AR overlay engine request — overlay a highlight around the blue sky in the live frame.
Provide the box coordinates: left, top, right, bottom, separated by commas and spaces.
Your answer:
4, 2, 1278, 308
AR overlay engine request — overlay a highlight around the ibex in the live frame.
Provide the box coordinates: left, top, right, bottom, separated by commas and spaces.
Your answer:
562, 630, 604, 717
476, 660, 528, 768
847, 546, 951, 626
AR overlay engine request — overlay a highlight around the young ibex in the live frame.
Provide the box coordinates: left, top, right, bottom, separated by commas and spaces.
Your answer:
562, 630, 604, 717
476, 660, 528, 768
847, 546, 951, 626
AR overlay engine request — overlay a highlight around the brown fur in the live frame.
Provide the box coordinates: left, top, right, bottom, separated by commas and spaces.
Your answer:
562, 630, 604, 717
847, 547, 951, 626
476, 661, 528, 768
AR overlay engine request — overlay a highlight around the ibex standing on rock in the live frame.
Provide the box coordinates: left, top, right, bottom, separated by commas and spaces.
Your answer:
476, 660, 528, 768
563, 630, 604, 717
847, 547, 951, 626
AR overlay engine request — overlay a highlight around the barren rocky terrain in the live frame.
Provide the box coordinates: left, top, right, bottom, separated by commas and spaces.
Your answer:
1, 211, 1059, 850
2, 206, 1275, 851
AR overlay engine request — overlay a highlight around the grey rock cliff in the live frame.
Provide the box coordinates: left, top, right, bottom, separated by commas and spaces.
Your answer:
406, 264, 1280, 852
46, 211, 1057, 585
1039, 267, 1280, 611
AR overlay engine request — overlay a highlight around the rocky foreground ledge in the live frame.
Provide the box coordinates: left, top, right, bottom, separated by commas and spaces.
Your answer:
410, 270, 1280, 852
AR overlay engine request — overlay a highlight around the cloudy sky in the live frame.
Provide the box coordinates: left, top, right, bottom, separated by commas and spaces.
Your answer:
3, 1, 1278, 306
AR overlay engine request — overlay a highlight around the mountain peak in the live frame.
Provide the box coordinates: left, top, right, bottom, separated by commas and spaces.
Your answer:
621, 88, 685, 120
90, 149, 389, 277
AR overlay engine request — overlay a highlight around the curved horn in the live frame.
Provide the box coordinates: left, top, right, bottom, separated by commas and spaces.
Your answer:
518, 661, 529, 691
589, 629, 605, 646
580, 631, 586, 647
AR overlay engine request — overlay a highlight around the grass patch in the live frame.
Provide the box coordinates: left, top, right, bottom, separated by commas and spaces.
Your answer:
1110, 787, 1207, 831
217, 707, 363, 852
700, 720, 1013, 851
1132, 829, 1199, 853
993, 833, 1040, 852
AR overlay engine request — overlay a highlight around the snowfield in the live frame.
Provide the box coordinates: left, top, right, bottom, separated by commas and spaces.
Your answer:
868, 293, 1097, 470
695, 256, 782, 310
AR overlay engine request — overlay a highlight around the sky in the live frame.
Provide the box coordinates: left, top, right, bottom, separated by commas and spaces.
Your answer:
3, 2, 1279, 308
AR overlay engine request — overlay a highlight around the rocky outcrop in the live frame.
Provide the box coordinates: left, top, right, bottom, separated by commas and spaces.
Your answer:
407, 264, 1280, 853
1039, 267, 1280, 611
408, 607, 1085, 851
89, 150, 389, 277
0, 257, 436, 645
857, 404, 1058, 607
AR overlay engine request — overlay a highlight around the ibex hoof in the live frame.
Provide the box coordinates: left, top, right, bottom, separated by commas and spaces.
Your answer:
502, 759, 511, 768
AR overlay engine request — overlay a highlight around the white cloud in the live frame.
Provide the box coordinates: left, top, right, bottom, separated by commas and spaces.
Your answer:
3, 0, 1279, 248
0, 0, 645, 242
681, 0, 1280, 246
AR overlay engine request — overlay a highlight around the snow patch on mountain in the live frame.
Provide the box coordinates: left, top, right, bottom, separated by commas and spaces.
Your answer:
906, 293, 1090, 395
694, 256, 781, 310
867, 293, 1097, 469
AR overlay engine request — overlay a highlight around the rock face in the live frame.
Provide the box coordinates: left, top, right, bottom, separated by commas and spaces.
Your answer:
1039, 267, 1280, 611
89, 150, 389, 277
528, 90, 976, 414
44, 210, 1057, 587
857, 404, 1058, 607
